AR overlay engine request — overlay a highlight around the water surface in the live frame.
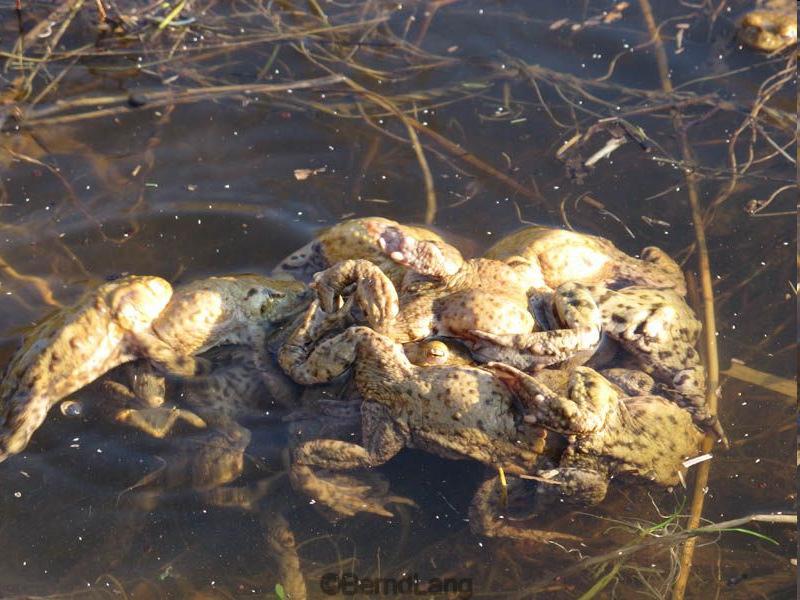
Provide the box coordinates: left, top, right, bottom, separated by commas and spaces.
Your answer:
0, 1, 795, 598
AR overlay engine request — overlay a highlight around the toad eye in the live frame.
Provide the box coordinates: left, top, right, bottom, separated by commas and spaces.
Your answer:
505, 257, 530, 268
269, 290, 286, 298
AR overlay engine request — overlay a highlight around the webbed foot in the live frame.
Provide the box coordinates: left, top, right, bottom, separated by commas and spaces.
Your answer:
114, 406, 207, 438
290, 464, 415, 518
487, 362, 617, 435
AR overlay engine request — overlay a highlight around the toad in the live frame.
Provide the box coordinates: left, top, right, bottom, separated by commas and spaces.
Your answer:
0, 274, 309, 461
487, 362, 704, 507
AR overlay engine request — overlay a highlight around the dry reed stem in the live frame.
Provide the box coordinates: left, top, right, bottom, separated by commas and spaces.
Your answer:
13, 75, 346, 127
17, 0, 86, 101
635, 2, 723, 598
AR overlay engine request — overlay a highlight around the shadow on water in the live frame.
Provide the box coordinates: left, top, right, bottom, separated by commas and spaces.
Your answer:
0, 0, 795, 598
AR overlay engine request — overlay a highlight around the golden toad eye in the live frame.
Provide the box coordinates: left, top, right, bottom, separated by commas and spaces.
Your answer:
425, 341, 449, 364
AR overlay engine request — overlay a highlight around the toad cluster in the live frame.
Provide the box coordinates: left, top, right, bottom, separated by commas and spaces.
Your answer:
0, 217, 724, 540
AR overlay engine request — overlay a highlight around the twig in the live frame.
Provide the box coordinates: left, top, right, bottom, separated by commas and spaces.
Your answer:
338, 72, 547, 212
11, 75, 347, 127
339, 80, 438, 223
406, 111, 548, 207
511, 512, 793, 599
18, 0, 86, 102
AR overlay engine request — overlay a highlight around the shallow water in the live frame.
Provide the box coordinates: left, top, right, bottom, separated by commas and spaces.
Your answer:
0, 1, 795, 598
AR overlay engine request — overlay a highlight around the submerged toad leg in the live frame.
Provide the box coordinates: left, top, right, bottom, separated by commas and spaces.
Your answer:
101, 362, 206, 438
290, 404, 413, 517
263, 501, 308, 600
469, 476, 582, 541
103, 385, 207, 439
534, 463, 611, 506
471, 283, 602, 370
81, 361, 205, 438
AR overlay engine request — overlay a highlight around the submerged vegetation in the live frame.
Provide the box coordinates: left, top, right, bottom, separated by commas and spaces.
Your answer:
0, 1, 795, 598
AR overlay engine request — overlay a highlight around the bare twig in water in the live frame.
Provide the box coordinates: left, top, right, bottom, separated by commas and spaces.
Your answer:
353, 85, 438, 224
12, 75, 348, 128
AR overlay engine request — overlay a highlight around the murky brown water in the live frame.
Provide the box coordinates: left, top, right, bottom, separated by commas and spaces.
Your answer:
0, 1, 795, 598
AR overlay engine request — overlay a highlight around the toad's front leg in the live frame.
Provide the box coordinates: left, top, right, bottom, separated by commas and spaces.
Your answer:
278, 306, 369, 385
470, 282, 602, 369
487, 363, 617, 435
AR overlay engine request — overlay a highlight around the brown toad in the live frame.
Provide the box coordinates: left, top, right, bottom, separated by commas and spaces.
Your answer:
476, 284, 725, 444
0, 274, 309, 461
0, 276, 175, 461
278, 304, 584, 541
488, 362, 705, 507
311, 226, 604, 369
272, 216, 447, 287
737, 0, 796, 52
482, 225, 687, 294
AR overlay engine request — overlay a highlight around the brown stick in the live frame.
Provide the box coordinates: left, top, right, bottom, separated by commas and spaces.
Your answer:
635, 2, 721, 598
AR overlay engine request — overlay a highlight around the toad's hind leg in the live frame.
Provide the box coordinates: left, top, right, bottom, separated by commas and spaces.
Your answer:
469, 476, 581, 541
0, 390, 50, 461
663, 366, 727, 447
290, 404, 412, 517
487, 363, 617, 436
100, 366, 206, 438
471, 283, 601, 370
